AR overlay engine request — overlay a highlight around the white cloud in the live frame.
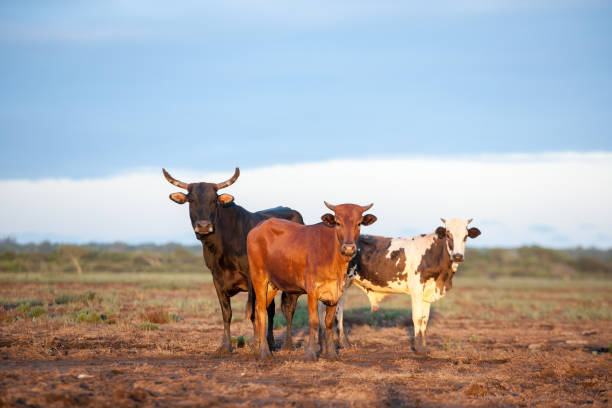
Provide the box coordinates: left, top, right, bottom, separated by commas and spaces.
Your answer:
1, 152, 611, 247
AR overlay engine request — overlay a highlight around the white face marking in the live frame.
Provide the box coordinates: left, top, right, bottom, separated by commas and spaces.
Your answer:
442, 218, 471, 259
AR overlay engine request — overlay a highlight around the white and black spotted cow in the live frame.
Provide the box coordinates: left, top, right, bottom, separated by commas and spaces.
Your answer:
325, 218, 481, 354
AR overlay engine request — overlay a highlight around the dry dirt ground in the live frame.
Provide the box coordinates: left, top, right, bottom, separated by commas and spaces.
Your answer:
0, 277, 610, 407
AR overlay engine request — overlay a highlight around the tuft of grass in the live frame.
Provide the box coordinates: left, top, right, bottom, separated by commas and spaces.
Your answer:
54, 291, 95, 305
14, 302, 48, 319
71, 309, 102, 323
232, 336, 246, 348
138, 322, 159, 331
140, 307, 171, 324
170, 313, 182, 323
28, 306, 47, 319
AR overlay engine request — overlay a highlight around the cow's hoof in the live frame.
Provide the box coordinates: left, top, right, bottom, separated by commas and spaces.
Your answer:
304, 349, 318, 362
215, 345, 233, 355
414, 345, 430, 356
338, 337, 351, 349
256, 348, 273, 360
326, 352, 339, 361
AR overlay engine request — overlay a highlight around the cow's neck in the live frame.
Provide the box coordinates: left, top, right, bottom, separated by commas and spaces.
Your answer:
417, 237, 453, 283
199, 204, 247, 254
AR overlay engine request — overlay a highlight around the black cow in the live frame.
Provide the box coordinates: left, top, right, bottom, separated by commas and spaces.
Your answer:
163, 167, 304, 353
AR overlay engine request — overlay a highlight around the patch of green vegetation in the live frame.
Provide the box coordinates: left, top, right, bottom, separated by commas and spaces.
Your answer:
0, 298, 43, 308
70, 309, 103, 323
138, 322, 159, 331
343, 307, 412, 327
12, 302, 48, 319
54, 291, 96, 304
0, 272, 213, 285
274, 303, 310, 329
0, 240, 208, 275
232, 335, 246, 348
28, 306, 47, 319
170, 313, 182, 322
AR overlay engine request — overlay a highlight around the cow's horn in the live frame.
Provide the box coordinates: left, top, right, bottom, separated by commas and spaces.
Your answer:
467, 218, 473, 224
361, 203, 373, 212
162, 168, 188, 190
324, 201, 336, 211
440, 218, 447, 224
216, 167, 240, 189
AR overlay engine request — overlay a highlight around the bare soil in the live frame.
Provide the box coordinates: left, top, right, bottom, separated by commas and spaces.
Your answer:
0, 281, 610, 407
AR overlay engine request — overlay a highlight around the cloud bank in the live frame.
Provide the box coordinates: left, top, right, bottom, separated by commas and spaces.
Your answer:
1, 152, 611, 247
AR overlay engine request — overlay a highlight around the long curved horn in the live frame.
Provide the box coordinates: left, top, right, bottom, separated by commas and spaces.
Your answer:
467, 218, 473, 224
324, 201, 336, 211
361, 203, 373, 212
162, 168, 188, 190
216, 167, 240, 189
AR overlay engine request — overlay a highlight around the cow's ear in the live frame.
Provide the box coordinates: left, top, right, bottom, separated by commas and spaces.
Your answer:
435, 226, 446, 239
361, 214, 377, 226
169, 192, 188, 204
217, 193, 234, 206
468, 227, 481, 239
321, 213, 336, 227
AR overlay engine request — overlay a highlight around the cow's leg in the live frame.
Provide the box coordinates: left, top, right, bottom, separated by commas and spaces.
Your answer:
336, 292, 350, 348
253, 281, 275, 359
420, 300, 432, 350
324, 304, 339, 360
317, 301, 326, 354
305, 292, 320, 361
411, 294, 427, 355
280, 292, 298, 350
212, 278, 233, 354
246, 285, 257, 348
266, 297, 276, 351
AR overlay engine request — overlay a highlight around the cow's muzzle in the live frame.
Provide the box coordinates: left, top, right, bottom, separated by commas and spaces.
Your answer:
194, 221, 214, 235
340, 243, 357, 257
452, 253, 464, 262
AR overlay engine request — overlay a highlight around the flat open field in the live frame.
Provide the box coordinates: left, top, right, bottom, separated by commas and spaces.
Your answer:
0, 273, 610, 407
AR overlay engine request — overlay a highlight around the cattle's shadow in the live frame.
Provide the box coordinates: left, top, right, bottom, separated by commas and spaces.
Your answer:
340, 306, 441, 352
272, 306, 441, 353
341, 306, 440, 329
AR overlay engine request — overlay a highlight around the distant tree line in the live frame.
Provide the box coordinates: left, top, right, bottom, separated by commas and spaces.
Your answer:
0, 237, 610, 278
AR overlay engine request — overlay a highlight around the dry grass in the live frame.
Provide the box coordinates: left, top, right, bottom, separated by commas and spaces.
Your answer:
0, 273, 610, 407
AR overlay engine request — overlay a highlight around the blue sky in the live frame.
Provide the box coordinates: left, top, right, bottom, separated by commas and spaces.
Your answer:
0, 1, 611, 247
1, 1, 611, 179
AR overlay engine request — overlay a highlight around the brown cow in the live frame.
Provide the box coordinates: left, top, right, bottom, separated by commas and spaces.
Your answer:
247, 202, 377, 361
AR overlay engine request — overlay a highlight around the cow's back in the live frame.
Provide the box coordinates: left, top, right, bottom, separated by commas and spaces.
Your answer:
257, 206, 304, 225
248, 219, 337, 290
353, 233, 439, 293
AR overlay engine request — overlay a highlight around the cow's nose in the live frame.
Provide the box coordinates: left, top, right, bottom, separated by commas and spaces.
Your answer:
341, 243, 357, 256
195, 221, 214, 234
452, 253, 464, 262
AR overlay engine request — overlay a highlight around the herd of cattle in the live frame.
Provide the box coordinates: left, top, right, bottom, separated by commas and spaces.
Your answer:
163, 167, 481, 361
